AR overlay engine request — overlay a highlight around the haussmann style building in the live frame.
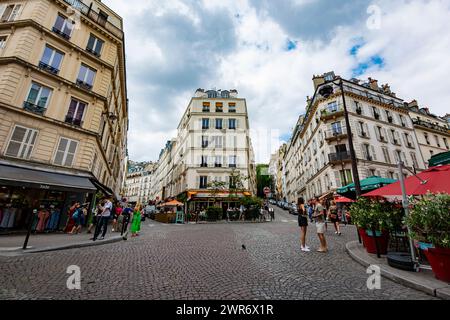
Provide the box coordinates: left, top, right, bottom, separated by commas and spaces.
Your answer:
0, 0, 128, 233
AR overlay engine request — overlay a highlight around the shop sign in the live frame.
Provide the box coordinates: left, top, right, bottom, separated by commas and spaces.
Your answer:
40, 184, 50, 189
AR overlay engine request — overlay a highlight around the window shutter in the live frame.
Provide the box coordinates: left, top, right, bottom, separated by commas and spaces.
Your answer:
395, 132, 401, 144
375, 127, 381, 141
236, 119, 239, 129
402, 133, 408, 146
6, 126, 26, 157
371, 145, 377, 161
364, 123, 370, 137
382, 128, 388, 140
335, 171, 342, 188
356, 122, 362, 136
388, 130, 394, 143
54, 138, 68, 165
64, 140, 77, 166
361, 144, 367, 159
402, 152, 408, 166
10, 4, 22, 21
0, 4, 6, 19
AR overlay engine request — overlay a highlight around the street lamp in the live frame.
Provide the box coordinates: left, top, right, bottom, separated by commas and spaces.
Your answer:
318, 78, 362, 198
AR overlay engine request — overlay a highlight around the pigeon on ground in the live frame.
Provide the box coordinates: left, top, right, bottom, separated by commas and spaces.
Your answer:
242, 244, 246, 250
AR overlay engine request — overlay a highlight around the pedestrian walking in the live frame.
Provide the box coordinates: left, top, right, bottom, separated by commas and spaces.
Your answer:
63, 201, 77, 233
69, 202, 83, 234
269, 207, 275, 221
297, 197, 310, 252
307, 199, 314, 223
130, 204, 142, 237
93, 196, 113, 241
328, 199, 341, 235
121, 204, 133, 236
112, 202, 122, 232
312, 197, 328, 253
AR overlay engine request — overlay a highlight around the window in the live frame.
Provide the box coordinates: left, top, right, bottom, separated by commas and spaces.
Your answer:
201, 136, 208, 148
201, 155, 208, 167
213, 136, 223, 148
97, 10, 109, 27
54, 137, 78, 166
24, 82, 52, 114
444, 138, 449, 149
202, 118, 209, 130
221, 91, 230, 98
434, 135, 441, 147
385, 110, 393, 123
229, 119, 237, 130
0, 35, 7, 49
372, 106, 380, 120
228, 103, 236, 113
65, 98, 87, 126
389, 171, 395, 179
202, 102, 210, 112
0, 4, 22, 22
53, 14, 74, 39
214, 156, 222, 167
86, 34, 104, 57
215, 118, 223, 129
215, 102, 223, 112
399, 115, 407, 127
331, 121, 342, 135
424, 133, 430, 145
369, 169, 376, 177
229, 155, 237, 168
207, 90, 217, 98
382, 147, 391, 164
77, 64, 96, 89
376, 126, 386, 142
339, 169, 353, 185
355, 101, 362, 115
199, 176, 208, 189
362, 144, 374, 161
40, 45, 64, 74
5, 125, 38, 159
327, 101, 338, 112
410, 152, 419, 168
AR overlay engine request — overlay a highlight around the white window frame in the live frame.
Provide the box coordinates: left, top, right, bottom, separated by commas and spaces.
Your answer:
25, 82, 53, 109
54, 137, 78, 167
0, 35, 7, 49
5, 125, 38, 159
0, 4, 22, 22
87, 34, 104, 56
77, 64, 96, 86
67, 98, 87, 122
54, 14, 74, 37
41, 45, 64, 70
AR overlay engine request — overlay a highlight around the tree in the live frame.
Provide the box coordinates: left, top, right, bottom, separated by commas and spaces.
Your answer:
207, 180, 228, 207
256, 164, 273, 198
228, 169, 248, 199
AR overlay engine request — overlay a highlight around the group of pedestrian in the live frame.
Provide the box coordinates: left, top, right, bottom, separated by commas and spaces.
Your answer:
297, 197, 342, 253
63, 195, 144, 240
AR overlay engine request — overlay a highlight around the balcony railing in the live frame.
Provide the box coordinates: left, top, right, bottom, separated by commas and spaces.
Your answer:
324, 127, 348, 141
52, 26, 71, 40
23, 101, 46, 115
38, 61, 59, 75
76, 79, 93, 91
328, 151, 351, 163
62, 0, 123, 39
412, 119, 448, 133
320, 105, 345, 121
65, 115, 83, 126
86, 47, 101, 57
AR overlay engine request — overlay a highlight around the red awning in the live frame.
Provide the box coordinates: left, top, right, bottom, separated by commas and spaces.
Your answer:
335, 196, 354, 203
364, 165, 450, 197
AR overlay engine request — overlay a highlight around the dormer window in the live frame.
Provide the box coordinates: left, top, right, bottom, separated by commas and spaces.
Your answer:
207, 90, 217, 98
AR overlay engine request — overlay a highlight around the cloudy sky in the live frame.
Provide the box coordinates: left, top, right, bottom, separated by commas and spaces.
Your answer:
103, 0, 450, 163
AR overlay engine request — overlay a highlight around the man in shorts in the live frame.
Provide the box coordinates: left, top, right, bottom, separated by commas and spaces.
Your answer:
312, 197, 328, 253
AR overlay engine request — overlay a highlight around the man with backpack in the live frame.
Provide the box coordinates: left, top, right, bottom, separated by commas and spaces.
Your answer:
121, 204, 133, 237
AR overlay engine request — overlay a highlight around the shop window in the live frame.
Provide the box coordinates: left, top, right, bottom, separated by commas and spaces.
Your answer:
5, 125, 38, 159
54, 137, 78, 167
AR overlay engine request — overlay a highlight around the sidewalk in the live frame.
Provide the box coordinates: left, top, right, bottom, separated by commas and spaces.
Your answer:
0, 229, 124, 256
346, 241, 450, 300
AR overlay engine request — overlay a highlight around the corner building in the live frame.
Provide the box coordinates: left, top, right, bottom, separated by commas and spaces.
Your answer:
0, 0, 127, 232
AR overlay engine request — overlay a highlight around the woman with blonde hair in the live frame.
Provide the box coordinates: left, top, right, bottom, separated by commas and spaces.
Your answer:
130, 203, 142, 237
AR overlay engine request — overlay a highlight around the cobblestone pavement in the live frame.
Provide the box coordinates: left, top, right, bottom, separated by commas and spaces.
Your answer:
0, 206, 436, 300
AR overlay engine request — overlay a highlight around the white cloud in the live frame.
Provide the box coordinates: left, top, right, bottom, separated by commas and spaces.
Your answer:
103, 0, 450, 163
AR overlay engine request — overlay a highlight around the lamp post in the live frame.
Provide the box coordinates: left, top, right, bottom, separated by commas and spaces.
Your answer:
318, 78, 362, 243
318, 78, 362, 197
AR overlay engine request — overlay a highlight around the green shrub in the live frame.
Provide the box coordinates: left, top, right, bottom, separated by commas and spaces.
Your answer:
405, 192, 450, 248
206, 207, 222, 221
350, 197, 403, 232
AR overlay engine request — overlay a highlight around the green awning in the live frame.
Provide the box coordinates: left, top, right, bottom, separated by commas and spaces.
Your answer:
428, 151, 450, 167
337, 176, 397, 198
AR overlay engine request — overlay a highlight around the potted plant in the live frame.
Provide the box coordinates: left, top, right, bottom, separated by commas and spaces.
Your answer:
206, 206, 222, 222
405, 192, 450, 282
350, 197, 402, 255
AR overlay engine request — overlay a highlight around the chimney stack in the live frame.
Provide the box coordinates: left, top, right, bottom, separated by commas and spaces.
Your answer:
312, 75, 325, 90
408, 100, 419, 108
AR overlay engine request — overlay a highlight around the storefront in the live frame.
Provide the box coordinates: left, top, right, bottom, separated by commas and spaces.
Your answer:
186, 190, 251, 216
0, 164, 97, 234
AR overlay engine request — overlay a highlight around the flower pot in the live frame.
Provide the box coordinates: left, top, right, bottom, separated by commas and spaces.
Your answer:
361, 230, 389, 255
423, 247, 450, 283
358, 227, 367, 248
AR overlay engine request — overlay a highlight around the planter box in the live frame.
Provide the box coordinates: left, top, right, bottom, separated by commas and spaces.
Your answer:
360, 230, 389, 255
423, 247, 450, 283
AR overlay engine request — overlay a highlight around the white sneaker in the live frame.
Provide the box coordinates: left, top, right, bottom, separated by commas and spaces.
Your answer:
301, 247, 310, 252
112, 229, 115, 232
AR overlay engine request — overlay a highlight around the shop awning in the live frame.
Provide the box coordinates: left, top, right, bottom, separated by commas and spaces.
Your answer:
90, 178, 114, 197
428, 151, 450, 167
0, 164, 96, 192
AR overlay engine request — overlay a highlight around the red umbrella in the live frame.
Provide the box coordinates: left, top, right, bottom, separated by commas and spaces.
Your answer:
335, 196, 354, 203
364, 165, 450, 197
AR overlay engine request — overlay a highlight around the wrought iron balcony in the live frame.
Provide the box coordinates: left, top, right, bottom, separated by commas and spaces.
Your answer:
320, 105, 345, 121
412, 118, 448, 133
65, 115, 83, 127
76, 79, 93, 91
328, 151, 351, 164
52, 26, 71, 40
324, 127, 348, 141
86, 47, 101, 57
23, 101, 46, 115
62, 0, 123, 39
38, 61, 59, 75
